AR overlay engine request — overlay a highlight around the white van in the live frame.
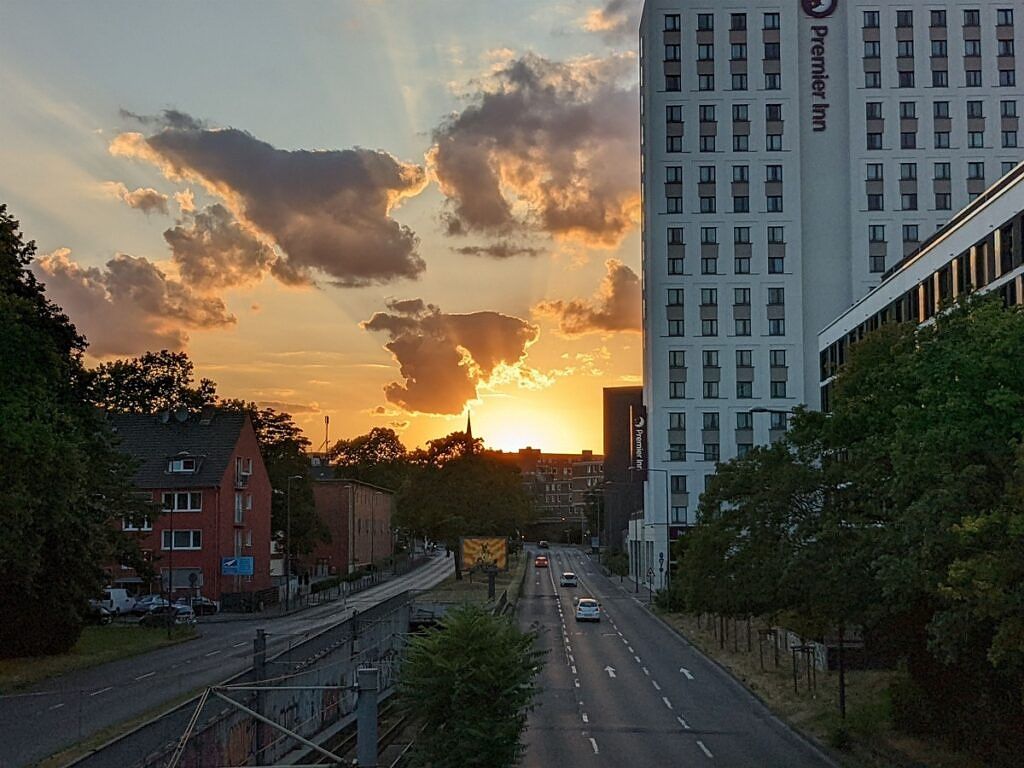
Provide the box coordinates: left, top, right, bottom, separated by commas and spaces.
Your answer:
100, 588, 134, 615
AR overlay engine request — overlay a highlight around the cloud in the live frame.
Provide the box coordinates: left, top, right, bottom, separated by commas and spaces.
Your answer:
174, 188, 196, 214
361, 299, 540, 415
110, 113, 428, 286
428, 52, 640, 247
103, 181, 170, 215
257, 400, 321, 414
33, 248, 235, 357
534, 258, 640, 336
452, 242, 543, 259
120, 108, 206, 131
582, 0, 642, 43
163, 203, 276, 289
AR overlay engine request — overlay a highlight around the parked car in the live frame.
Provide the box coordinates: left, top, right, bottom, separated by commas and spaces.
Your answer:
574, 598, 601, 622
85, 599, 113, 626
99, 587, 134, 615
131, 595, 169, 615
534, 555, 549, 568
175, 596, 219, 616
538, 540, 550, 549
139, 605, 197, 628
559, 572, 578, 587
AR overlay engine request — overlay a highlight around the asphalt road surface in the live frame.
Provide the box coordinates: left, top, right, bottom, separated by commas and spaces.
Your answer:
0, 554, 452, 768
519, 546, 837, 768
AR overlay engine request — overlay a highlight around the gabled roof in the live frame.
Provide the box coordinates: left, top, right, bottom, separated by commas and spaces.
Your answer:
109, 408, 248, 489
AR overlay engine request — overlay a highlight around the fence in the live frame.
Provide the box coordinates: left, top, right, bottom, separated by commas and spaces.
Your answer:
68, 592, 413, 768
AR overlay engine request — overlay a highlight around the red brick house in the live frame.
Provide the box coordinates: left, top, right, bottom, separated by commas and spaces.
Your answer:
109, 407, 272, 599
306, 465, 394, 577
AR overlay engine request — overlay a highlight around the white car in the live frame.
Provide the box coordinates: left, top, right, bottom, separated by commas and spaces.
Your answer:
559, 572, 578, 587
574, 598, 601, 622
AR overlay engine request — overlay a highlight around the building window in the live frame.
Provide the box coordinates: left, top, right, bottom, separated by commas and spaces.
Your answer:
665, 44, 681, 61
864, 41, 881, 59
667, 196, 684, 213
767, 226, 784, 244
863, 11, 879, 28
697, 44, 714, 61
698, 74, 715, 91
732, 73, 749, 91
667, 135, 683, 153
966, 70, 982, 87
703, 381, 720, 398
734, 287, 750, 306
768, 256, 785, 273
669, 382, 685, 398
867, 132, 883, 150
931, 39, 947, 57
1003, 130, 1018, 148
667, 288, 684, 306
766, 134, 782, 151
903, 224, 920, 243
168, 457, 196, 473
767, 287, 785, 305
768, 318, 785, 336
934, 101, 950, 119
867, 193, 884, 211
668, 445, 688, 461
770, 381, 787, 398
703, 411, 720, 430
1000, 70, 1017, 87
770, 411, 789, 430
931, 70, 948, 87
764, 12, 780, 30
868, 225, 886, 242
935, 192, 952, 210
866, 101, 882, 119
665, 14, 680, 30
967, 100, 984, 119
735, 319, 752, 336
930, 10, 946, 27
737, 381, 753, 399
968, 162, 985, 180
669, 411, 686, 430
764, 42, 780, 60
667, 105, 683, 123
733, 134, 750, 151
736, 349, 752, 368
968, 131, 984, 148
865, 71, 882, 88
900, 132, 917, 149
965, 39, 982, 57
737, 411, 753, 430
870, 254, 886, 273
701, 227, 717, 244
766, 103, 782, 122
733, 196, 750, 213
900, 162, 916, 180
701, 320, 718, 337
668, 258, 685, 274
123, 517, 153, 532
901, 193, 918, 211
700, 288, 718, 306
668, 227, 684, 244
765, 73, 781, 90
669, 351, 685, 368
733, 104, 749, 123
770, 349, 786, 367
731, 12, 746, 31
666, 166, 683, 184
766, 165, 783, 182
735, 256, 750, 274
1001, 100, 1018, 118
900, 101, 917, 119
997, 8, 1014, 26
934, 131, 950, 149
700, 196, 717, 213
162, 491, 202, 512
666, 75, 682, 92
668, 320, 685, 337
697, 13, 714, 31
897, 40, 914, 58
998, 40, 1015, 57
866, 163, 883, 181
896, 10, 913, 27
703, 350, 719, 367
934, 162, 951, 180
699, 135, 716, 152
162, 530, 202, 551
898, 71, 915, 88
701, 256, 718, 275
766, 195, 783, 212
703, 443, 720, 462
733, 165, 749, 183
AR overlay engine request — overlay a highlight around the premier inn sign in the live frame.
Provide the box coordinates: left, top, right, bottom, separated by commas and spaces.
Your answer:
629, 404, 647, 480
804, 0, 839, 132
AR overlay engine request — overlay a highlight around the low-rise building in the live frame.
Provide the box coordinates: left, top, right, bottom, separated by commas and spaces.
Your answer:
512, 448, 604, 529
109, 407, 273, 600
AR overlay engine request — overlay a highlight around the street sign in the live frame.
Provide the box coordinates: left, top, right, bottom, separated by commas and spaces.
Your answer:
646, 567, 655, 583
221, 557, 254, 576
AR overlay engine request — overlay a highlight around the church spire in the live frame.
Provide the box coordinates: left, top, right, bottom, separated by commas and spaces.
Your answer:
465, 410, 473, 441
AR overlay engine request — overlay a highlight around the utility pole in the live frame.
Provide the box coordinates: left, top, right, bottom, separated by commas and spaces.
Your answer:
285, 474, 302, 611
356, 667, 379, 767
253, 628, 267, 755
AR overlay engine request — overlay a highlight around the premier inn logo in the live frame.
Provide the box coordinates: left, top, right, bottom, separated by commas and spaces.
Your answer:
802, 0, 838, 18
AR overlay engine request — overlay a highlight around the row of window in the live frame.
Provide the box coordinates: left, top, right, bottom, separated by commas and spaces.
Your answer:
668, 409, 789, 432
665, 12, 780, 32
666, 72, 783, 93
864, 38, 1015, 58
865, 183, 1021, 215
667, 254, 787, 276
666, 317, 787, 339
867, 98, 1018, 120
669, 133, 783, 153
669, 379, 790, 400
863, 8, 1014, 29
668, 164, 784, 184
865, 160, 1004, 182
665, 225, 786, 245
869, 127, 1018, 150
668, 193, 783, 215
669, 287, 785, 306
865, 68, 1016, 88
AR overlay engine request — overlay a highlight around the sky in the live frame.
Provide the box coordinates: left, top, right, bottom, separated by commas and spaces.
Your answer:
0, 0, 644, 454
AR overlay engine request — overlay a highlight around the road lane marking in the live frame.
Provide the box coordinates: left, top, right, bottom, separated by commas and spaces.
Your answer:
571, 665, 577, 674
89, 686, 112, 697
627, 645, 634, 653
603, 666, 616, 678
621, 638, 628, 645
616, 630, 623, 637
582, 713, 589, 723
677, 715, 691, 730
634, 655, 641, 664
588, 737, 599, 754
205, 650, 221, 657
662, 696, 673, 710
680, 667, 695, 680
48, 703, 65, 710
232, 641, 247, 648
697, 740, 713, 758
574, 679, 581, 688
652, 680, 661, 690
134, 672, 155, 681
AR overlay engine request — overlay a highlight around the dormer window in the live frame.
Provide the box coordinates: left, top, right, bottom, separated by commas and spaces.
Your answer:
169, 457, 197, 473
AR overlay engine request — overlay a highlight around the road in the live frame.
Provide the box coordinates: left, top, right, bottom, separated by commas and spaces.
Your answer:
519, 546, 836, 768
0, 554, 452, 768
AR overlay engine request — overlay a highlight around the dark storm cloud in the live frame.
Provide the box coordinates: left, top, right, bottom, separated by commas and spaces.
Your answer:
111, 114, 428, 286
361, 299, 539, 414
429, 53, 640, 247
534, 259, 640, 336
33, 248, 236, 357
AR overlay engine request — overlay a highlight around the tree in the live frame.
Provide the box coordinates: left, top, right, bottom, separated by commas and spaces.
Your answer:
87, 349, 217, 414
330, 427, 410, 491
0, 205, 145, 657
397, 604, 542, 768
221, 401, 328, 556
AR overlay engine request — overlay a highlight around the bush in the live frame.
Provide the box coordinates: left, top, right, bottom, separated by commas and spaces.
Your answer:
310, 576, 342, 594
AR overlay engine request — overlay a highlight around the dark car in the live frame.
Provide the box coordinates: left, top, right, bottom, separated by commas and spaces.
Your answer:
131, 594, 169, 615
139, 605, 197, 628
85, 599, 113, 626
538, 540, 550, 549
176, 596, 219, 616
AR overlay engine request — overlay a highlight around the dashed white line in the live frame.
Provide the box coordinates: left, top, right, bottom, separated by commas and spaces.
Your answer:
232, 641, 247, 648
642, 666, 650, 676
571, 665, 577, 674
627, 645, 634, 653
48, 702, 65, 710
634, 655, 641, 664
588, 737, 600, 754
574, 679, 581, 688
652, 680, 661, 691
621, 638, 628, 645
662, 696, 673, 710
697, 740, 713, 758
205, 650, 221, 657
134, 672, 155, 681
677, 715, 691, 730
582, 713, 589, 723
89, 686, 112, 697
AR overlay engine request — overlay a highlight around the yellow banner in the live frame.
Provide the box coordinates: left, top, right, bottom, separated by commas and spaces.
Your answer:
461, 537, 507, 570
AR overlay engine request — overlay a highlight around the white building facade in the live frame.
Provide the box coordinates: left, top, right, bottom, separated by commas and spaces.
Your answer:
635, 0, 1021, 581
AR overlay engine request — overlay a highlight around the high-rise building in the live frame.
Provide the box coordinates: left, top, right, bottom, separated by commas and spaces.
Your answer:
636, 0, 1021, 578
603, 386, 644, 550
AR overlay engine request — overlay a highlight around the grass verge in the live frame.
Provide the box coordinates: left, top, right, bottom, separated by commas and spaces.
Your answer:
0, 624, 197, 694
659, 613, 985, 768
421, 555, 527, 607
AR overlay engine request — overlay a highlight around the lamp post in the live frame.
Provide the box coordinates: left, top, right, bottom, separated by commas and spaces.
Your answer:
284, 474, 302, 611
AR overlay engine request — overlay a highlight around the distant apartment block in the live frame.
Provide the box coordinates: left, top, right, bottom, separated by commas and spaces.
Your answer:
511, 448, 605, 525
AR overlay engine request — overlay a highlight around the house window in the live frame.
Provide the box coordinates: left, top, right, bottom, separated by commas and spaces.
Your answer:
123, 517, 153, 532
162, 491, 203, 512
168, 457, 196, 473
161, 530, 202, 550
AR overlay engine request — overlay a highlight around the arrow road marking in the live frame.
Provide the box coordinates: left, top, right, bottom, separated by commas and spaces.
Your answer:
604, 666, 616, 678
697, 740, 713, 758
589, 737, 600, 754
680, 667, 695, 680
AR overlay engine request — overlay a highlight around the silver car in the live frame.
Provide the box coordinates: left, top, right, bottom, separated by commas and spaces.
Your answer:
574, 598, 601, 622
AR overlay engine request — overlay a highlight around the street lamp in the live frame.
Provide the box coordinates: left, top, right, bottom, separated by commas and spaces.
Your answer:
284, 474, 302, 611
